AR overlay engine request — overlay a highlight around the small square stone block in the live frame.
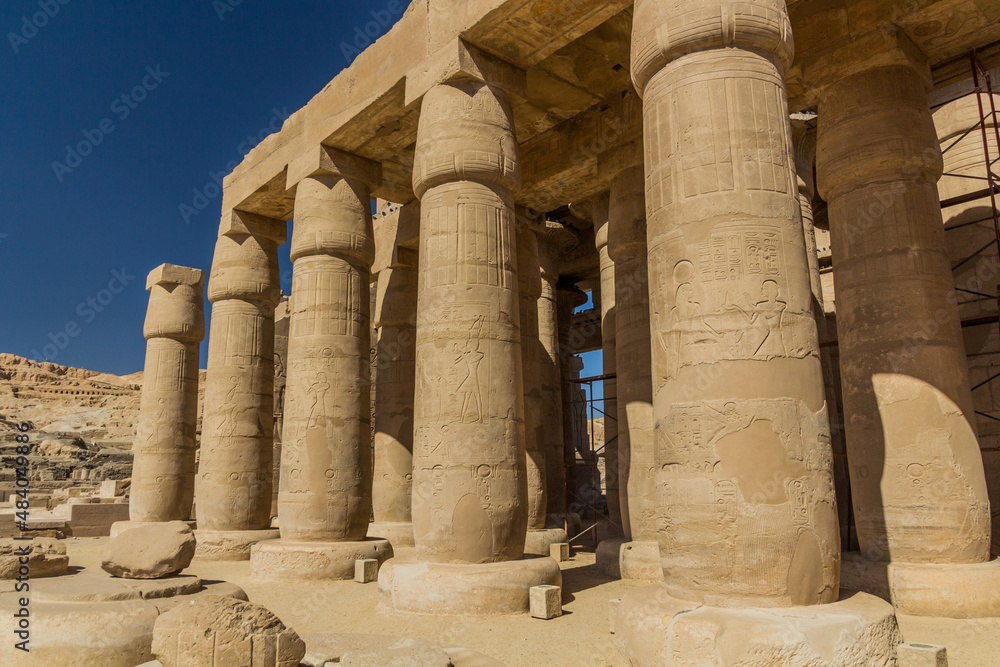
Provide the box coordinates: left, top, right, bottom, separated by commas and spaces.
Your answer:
897, 643, 948, 667
354, 558, 379, 583
530, 585, 562, 620
609, 598, 622, 634
550, 542, 570, 562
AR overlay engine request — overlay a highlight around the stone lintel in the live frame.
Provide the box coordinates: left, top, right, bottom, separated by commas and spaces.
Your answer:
145, 264, 205, 291
221, 209, 287, 245
404, 38, 527, 108
597, 139, 643, 183
286, 145, 383, 192
792, 25, 932, 109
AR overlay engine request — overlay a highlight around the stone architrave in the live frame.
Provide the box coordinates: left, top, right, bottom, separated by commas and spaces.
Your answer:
378, 78, 559, 615
371, 204, 420, 548
596, 142, 661, 580
251, 148, 392, 580
195, 211, 285, 560
816, 33, 996, 616
130, 264, 204, 525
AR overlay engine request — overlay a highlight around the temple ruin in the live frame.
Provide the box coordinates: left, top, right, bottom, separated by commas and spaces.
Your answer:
2, 0, 1000, 665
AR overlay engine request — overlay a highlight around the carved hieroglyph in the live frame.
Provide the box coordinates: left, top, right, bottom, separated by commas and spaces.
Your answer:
606, 153, 657, 545
279, 169, 377, 542
410, 81, 528, 563
131, 265, 204, 523
817, 59, 990, 564
373, 206, 419, 528
516, 208, 548, 531
198, 212, 286, 532
632, 0, 839, 606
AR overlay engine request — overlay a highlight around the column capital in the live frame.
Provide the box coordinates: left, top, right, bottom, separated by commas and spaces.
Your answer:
631, 0, 793, 95
405, 38, 526, 108
598, 140, 643, 183
790, 115, 817, 200
143, 264, 205, 343
286, 145, 382, 192
411, 79, 521, 198
209, 210, 285, 305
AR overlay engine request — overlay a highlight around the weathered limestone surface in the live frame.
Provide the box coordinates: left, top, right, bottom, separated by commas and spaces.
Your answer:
279, 159, 378, 543
197, 212, 286, 545
633, 0, 839, 607
372, 203, 419, 547
102, 521, 196, 579
934, 93, 1000, 557
590, 195, 621, 529
0, 537, 67, 579
603, 141, 660, 581
409, 80, 527, 564
152, 595, 306, 667
131, 265, 204, 524
816, 45, 991, 566
535, 221, 572, 518
517, 208, 548, 532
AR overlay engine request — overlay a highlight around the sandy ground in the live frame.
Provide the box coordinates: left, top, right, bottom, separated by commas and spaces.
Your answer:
63, 538, 1000, 666
66, 538, 642, 667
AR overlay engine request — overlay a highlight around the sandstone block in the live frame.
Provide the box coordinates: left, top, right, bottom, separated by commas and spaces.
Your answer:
152, 595, 306, 667
897, 643, 948, 667
550, 542, 569, 562
530, 585, 562, 620
102, 521, 196, 579
355, 558, 379, 583
66, 501, 130, 537
0, 537, 68, 579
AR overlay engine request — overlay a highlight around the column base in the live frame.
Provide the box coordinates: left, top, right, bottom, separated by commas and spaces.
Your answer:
193, 528, 280, 561
368, 522, 415, 547
595, 539, 662, 581
889, 558, 1000, 618
378, 556, 562, 616
110, 520, 196, 539
524, 528, 568, 556
0, 570, 245, 667
249, 538, 393, 581
614, 586, 900, 666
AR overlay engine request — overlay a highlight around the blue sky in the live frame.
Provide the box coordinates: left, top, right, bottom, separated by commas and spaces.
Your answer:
0, 0, 605, 384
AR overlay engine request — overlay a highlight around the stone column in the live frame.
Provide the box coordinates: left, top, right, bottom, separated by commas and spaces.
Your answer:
371, 204, 419, 548
536, 223, 574, 530
935, 94, 1000, 558
614, 2, 899, 663
518, 211, 570, 555
251, 153, 392, 580
816, 43, 993, 614
556, 282, 587, 536
271, 297, 290, 520
596, 143, 660, 580
791, 118, 852, 551
591, 196, 622, 534
378, 79, 560, 615
128, 264, 204, 527
195, 211, 284, 560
